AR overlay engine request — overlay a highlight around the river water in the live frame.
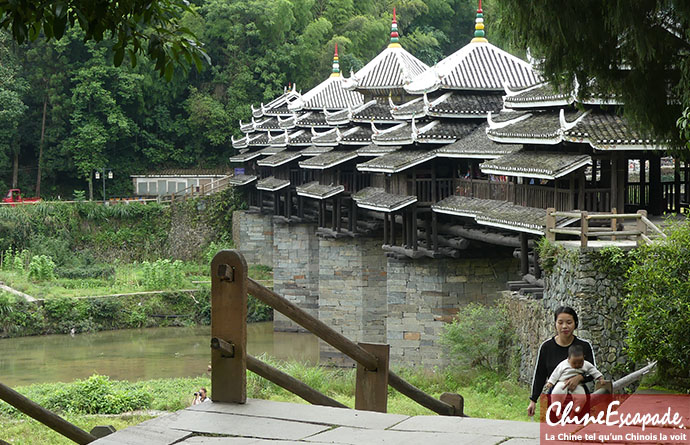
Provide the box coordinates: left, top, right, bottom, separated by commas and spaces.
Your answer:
0, 323, 319, 387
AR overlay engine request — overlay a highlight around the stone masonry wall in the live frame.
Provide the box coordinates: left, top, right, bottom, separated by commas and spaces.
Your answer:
232, 210, 274, 267
318, 237, 387, 366
387, 254, 519, 368
506, 247, 628, 386
272, 222, 320, 332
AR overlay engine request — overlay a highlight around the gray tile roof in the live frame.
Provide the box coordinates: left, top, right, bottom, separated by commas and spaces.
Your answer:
311, 127, 340, 145
351, 101, 399, 123
302, 145, 335, 156
257, 150, 304, 167
487, 109, 585, 144
355, 189, 417, 213
324, 108, 351, 126
230, 149, 263, 163
357, 149, 435, 173
428, 92, 503, 117
371, 122, 417, 145
296, 182, 345, 199
256, 176, 290, 192
357, 144, 402, 157
227, 174, 258, 186
434, 124, 521, 158
294, 111, 330, 128
299, 149, 359, 170
288, 76, 363, 111
432, 195, 548, 234
252, 87, 302, 118
480, 150, 591, 179
341, 126, 374, 145
417, 120, 478, 143
352, 186, 384, 201
406, 42, 541, 94
503, 83, 571, 108
255, 117, 281, 131
343, 47, 429, 93
257, 146, 287, 156
563, 111, 664, 150
247, 133, 270, 147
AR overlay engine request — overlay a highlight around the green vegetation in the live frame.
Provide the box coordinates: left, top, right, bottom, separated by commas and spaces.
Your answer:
441, 303, 518, 375
0, 360, 530, 444
624, 217, 690, 388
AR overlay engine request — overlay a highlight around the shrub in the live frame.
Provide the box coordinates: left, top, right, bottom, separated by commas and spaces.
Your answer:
28, 255, 56, 281
203, 238, 235, 265
43, 375, 152, 414
55, 264, 116, 280
624, 217, 690, 386
440, 303, 517, 375
141, 259, 186, 290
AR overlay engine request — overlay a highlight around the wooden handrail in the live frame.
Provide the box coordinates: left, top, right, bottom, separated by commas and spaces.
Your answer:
545, 208, 666, 247
592, 361, 657, 395
245, 277, 460, 416
0, 382, 97, 444
212, 250, 461, 416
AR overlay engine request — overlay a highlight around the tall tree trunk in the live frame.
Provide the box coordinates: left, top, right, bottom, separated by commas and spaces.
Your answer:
11, 149, 19, 188
88, 177, 93, 201
36, 95, 48, 197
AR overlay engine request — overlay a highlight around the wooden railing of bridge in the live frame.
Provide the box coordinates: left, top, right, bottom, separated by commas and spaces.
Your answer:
545, 208, 667, 248
159, 175, 233, 203
209, 249, 465, 416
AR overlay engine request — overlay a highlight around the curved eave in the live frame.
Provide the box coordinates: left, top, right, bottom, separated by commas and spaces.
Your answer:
416, 137, 458, 145
475, 219, 545, 235
486, 133, 562, 145
504, 99, 571, 109
228, 175, 258, 186
257, 155, 303, 168
431, 206, 481, 219
356, 154, 436, 174
427, 110, 489, 118
229, 152, 263, 163
299, 154, 359, 170
256, 182, 291, 192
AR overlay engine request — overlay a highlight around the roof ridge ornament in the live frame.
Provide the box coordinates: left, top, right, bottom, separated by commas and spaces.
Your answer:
411, 114, 418, 142
371, 120, 380, 135
388, 7, 402, 48
559, 108, 591, 131
486, 110, 532, 129
388, 93, 398, 111
423, 92, 431, 113
331, 43, 340, 77
470, 0, 488, 43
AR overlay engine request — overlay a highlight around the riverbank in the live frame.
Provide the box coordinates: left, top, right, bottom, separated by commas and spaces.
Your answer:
0, 364, 530, 444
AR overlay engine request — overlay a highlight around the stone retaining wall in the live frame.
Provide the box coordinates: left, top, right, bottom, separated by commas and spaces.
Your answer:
506, 247, 629, 386
272, 221, 320, 332
386, 254, 519, 368
232, 210, 274, 267
318, 237, 387, 366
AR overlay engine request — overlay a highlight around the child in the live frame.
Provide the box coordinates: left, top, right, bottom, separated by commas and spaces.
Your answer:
546, 344, 604, 395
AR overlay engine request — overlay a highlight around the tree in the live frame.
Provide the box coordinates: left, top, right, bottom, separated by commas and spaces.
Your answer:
496, 0, 690, 149
0, 0, 209, 79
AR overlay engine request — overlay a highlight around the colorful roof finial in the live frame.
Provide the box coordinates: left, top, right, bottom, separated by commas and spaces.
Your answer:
471, 0, 488, 43
330, 43, 340, 77
389, 7, 402, 48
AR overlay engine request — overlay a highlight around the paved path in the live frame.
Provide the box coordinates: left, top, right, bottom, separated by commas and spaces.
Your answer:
91, 398, 539, 444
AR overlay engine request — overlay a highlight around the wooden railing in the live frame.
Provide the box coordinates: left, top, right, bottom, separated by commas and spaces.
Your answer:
210, 250, 464, 416
0, 382, 99, 443
545, 208, 667, 247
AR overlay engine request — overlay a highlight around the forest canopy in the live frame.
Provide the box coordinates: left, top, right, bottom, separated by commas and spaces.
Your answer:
0, 0, 499, 198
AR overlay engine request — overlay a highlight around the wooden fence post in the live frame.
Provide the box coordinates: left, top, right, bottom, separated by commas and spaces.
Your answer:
545, 208, 556, 241
580, 211, 589, 248
636, 209, 647, 246
610, 207, 617, 241
211, 250, 248, 403
355, 343, 389, 413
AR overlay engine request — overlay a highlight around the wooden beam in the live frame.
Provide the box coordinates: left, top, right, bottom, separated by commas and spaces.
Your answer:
0, 382, 97, 444
247, 355, 346, 408
211, 250, 248, 403
649, 155, 662, 215
411, 206, 418, 251
610, 155, 618, 213
432, 212, 439, 253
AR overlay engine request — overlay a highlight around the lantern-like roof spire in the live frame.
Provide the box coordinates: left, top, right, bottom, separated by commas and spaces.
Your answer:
470, 0, 488, 43
389, 7, 401, 48
330, 43, 340, 77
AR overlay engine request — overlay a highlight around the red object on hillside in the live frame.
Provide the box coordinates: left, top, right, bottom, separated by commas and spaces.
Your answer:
3, 189, 41, 206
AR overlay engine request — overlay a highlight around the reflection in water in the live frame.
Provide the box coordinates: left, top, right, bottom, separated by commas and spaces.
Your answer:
0, 322, 318, 387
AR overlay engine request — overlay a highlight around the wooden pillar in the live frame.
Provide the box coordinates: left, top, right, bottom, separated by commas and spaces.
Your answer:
578, 170, 585, 210
432, 212, 439, 253
336, 197, 341, 232
639, 157, 646, 208
592, 159, 598, 185
355, 343, 389, 413
545, 207, 556, 242
649, 155, 662, 215
610, 155, 618, 213
520, 233, 529, 276
331, 198, 337, 230
424, 214, 432, 250
259, 190, 264, 212
349, 199, 355, 232
533, 246, 541, 279
273, 192, 279, 215
569, 175, 575, 210
383, 213, 389, 244
411, 205, 418, 251
617, 157, 626, 212
390, 212, 396, 245
286, 189, 291, 219
401, 209, 408, 247
211, 250, 248, 403
321, 200, 326, 227
431, 167, 437, 203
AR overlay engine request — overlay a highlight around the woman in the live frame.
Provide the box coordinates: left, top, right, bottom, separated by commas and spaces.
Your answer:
527, 306, 596, 417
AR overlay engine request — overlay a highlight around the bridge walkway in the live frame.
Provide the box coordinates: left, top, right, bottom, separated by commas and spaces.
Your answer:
91, 398, 538, 445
